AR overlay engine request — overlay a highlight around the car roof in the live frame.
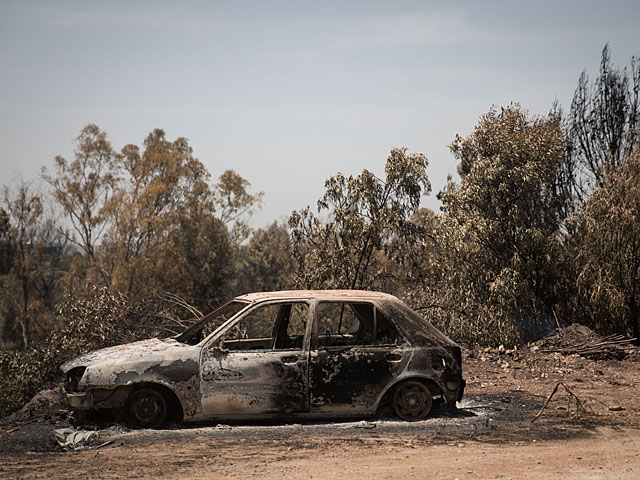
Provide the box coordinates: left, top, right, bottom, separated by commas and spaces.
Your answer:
235, 290, 400, 303
233, 290, 458, 349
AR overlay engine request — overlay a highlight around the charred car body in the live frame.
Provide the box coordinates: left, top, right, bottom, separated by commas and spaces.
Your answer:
62, 290, 465, 427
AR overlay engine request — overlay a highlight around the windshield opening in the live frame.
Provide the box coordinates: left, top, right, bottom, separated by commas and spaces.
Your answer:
175, 300, 249, 345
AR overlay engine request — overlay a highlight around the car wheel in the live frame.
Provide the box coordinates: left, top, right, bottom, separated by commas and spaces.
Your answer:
127, 388, 167, 428
393, 380, 433, 421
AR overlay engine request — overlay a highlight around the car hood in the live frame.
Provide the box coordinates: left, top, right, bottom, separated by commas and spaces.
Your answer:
60, 337, 185, 373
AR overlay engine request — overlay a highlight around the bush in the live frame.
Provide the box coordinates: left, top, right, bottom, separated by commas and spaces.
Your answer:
405, 288, 521, 348
0, 286, 183, 418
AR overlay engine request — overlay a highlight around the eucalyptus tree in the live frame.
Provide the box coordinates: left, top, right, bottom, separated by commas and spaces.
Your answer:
289, 148, 430, 291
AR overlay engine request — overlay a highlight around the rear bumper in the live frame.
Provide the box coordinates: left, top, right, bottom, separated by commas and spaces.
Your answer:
458, 378, 466, 401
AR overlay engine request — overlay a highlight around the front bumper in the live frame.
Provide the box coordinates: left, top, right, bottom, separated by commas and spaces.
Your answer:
67, 392, 92, 409
66, 387, 130, 410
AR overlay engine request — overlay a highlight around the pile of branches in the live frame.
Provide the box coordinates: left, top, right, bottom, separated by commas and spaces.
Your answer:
537, 324, 637, 359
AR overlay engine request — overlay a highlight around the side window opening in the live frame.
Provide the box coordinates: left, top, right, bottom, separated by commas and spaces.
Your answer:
315, 302, 401, 348
375, 309, 401, 346
283, 302, 308, 349
219, 302, 309, 351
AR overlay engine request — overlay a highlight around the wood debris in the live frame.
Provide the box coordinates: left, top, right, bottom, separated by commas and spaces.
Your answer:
536, 324, 637, 359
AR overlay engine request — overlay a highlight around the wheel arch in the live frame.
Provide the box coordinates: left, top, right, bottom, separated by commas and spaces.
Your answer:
125, 381, 184, 422
374, 375, 444, 414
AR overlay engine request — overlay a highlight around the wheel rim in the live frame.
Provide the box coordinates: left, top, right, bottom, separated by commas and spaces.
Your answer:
394, 381, 432, 421
128, 389, 166, 427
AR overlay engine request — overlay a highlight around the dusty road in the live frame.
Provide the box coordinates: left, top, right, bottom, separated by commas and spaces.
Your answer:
2, 424, 638, 479
2, 345, 640, 479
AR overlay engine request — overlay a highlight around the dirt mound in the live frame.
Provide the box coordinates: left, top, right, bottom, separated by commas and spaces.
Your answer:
1, 387, 68, 426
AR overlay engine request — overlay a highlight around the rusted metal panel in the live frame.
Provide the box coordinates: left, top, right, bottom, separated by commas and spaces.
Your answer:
62, 338, 202, 419
309, 346, 410, 413
199, 348, 308, 418
236, 290, 397, 302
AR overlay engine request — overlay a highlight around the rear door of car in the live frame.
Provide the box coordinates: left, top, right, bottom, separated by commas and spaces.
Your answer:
308, 300, 410, 415
199, 300, 311, 417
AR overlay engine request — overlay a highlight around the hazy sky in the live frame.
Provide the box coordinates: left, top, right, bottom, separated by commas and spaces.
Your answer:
1, 1, 639, 227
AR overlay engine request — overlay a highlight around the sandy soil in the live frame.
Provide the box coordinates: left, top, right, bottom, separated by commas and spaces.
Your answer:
1, 346, 639, 479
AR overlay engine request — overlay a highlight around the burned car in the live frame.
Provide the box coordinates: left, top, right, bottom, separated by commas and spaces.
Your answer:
62, 290, 465, 427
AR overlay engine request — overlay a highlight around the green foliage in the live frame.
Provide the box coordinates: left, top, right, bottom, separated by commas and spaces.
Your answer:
408, 287, 520, 347
105, 129, 215, 298
393, 105, 571, 347
0, 275, 21, 350
41, 125, 262, 311
234, 221, 294, 294
167, 215, 234, 311
289, 148, 430, 290
438, 106, 567, 321
570, 144, 640, 339
42, 124, 116, 259
214, 169, 263, 243
372, 208, 439, 296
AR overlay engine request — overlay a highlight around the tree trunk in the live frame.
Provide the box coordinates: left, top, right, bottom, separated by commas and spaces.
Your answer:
21, 275, 29, 350
629, 296, 639, 346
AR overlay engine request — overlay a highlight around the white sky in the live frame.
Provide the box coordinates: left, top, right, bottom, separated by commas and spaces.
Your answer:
1, 0, 639, 227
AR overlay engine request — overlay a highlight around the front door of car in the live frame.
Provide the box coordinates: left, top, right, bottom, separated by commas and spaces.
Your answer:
309, 301, 410, 414
199, 301, 311, 417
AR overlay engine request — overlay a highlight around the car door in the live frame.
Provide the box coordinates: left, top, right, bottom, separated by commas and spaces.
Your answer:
309, 301, 410, 415
199, 301, 311, 418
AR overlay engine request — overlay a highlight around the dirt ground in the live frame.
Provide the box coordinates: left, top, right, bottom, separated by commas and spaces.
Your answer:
1, 344, 640, 479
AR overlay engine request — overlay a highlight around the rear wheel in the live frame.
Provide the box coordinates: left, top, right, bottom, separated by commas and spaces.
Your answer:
127, 388, 167, 428
393, 380, 433, 421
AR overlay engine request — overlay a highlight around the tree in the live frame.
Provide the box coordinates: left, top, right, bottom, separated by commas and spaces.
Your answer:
566, 44, 639, 202
44, 126, 262, 310
0, 208, 13, 275
1, 181, 60, 349
0, 208, 18, 349
437, 105, 567, 329
42, 124, 116, 259
167, 215, 234, 312
104, 129, 215, 298
213, 169, 263, 243
289, 148, 430, 290
571, 143, 640, 340
234, 221, 294, 294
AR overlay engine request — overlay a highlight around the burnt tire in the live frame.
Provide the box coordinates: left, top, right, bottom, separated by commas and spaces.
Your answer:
70, 409, 88, 426
393, 380, 433, 421
127, 388, 167, 428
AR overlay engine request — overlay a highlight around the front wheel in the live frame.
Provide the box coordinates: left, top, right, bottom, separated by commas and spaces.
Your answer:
393, 380, 433, 421
127, 388, 167, 428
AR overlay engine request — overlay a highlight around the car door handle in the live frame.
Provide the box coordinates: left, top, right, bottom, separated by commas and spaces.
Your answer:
385, 353, 402, 362
281, 355, 298, 364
